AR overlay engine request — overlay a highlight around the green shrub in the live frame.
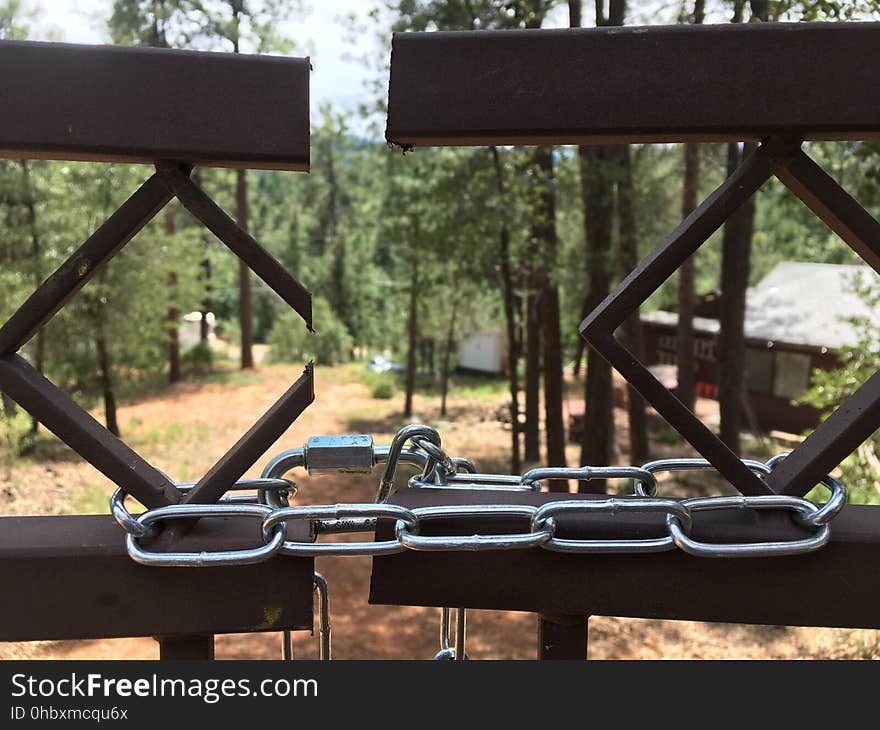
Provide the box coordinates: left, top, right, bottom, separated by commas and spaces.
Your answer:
182, 341, 214, 374
1, 407, 35, 461
268, 298, 352, 366
371, 379, 395, 399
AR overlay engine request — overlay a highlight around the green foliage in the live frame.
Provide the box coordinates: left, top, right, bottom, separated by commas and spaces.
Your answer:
370, 377, 396, 400
0, 406, 34, 462
181, 341, 214, 374
268, 298, 352, 366
800, 272, 880, 504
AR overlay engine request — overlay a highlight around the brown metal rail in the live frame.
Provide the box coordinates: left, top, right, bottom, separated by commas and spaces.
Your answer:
386, 23, 880, 145
0, 515, 315, 642
0, 40, 309, 169
371, 490, 880, 629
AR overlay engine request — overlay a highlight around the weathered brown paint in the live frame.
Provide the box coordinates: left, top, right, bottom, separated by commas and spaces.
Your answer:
0, 514, 314, 641
0, 40, 310, 170
370, 490, 880, 629
387, 24, 880, 146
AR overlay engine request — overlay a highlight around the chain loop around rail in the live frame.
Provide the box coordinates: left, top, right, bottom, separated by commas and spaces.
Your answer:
111, 477, 296, 539
114, 428, 850, 566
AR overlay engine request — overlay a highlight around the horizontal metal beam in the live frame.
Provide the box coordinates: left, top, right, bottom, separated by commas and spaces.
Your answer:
0, 514, 314, 642
386, 23, 880, 146
0, 40, 309, 170
370, 490, 880, 629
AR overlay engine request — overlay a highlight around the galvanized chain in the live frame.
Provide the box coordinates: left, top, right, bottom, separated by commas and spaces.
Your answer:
112, 425, 848, 566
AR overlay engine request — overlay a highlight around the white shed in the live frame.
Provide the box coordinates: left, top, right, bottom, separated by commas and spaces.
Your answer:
457, 331, 507, 374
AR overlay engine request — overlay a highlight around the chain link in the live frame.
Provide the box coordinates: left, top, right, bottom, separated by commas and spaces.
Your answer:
126, 503, 287, 567
667, 494, 829, 557
111, 477, 295, 539
113, 430, 849, 566
396, 505, 554, 551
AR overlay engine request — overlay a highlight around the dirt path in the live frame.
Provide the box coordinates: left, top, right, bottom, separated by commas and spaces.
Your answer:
1, 363, 877, 660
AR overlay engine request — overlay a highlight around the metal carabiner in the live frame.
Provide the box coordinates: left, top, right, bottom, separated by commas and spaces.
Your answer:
376, 424, 444, 502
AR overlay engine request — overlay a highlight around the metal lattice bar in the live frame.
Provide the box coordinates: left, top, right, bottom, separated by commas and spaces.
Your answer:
579, 144, 777, 497
0, 354, 180, 508
0, 42, 314, 520
767, 370, 880, 497
771, 146, 880, 276
156, 164, 313, 330
181, 364, 315, 507
0, 173, 173, 354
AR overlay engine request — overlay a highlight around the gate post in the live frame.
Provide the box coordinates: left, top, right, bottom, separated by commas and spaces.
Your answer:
538, 613, 588, 660
156, 634, 215, 660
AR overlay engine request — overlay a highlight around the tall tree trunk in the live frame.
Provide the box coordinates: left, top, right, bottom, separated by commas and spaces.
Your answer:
718, 0, 764, 452
192, 170, 212, 345
491, 147, 522, 473
676, 0, 704, 412
403, 266, 419, 419
517, 1, 555, 466
19, 161, 44, 435
677, 142, 699, 411
95, 327, 119, 437
532, 146, 567, 484
524, 290, 541, 462
200, 254, 211, 343
579, 144, 616, 476
236, 169, 254, 369
574, 0, 624, 484
617, 145, 649, 463
572, 294, 590, 378
231, 27, 253, 370
166, 209, 181, 383
440, 294, 458, 418
718, 143, 756, 452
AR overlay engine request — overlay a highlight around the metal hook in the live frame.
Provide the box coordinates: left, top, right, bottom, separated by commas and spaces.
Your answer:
434, 607, 467, 660
283, 571, 331, 660
376, 425, 443, 503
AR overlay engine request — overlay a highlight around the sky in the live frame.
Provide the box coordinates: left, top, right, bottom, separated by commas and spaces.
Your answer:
28, 0, 380, 133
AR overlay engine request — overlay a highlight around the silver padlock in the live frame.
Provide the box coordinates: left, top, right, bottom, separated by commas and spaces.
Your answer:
306, 435, 374, 475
